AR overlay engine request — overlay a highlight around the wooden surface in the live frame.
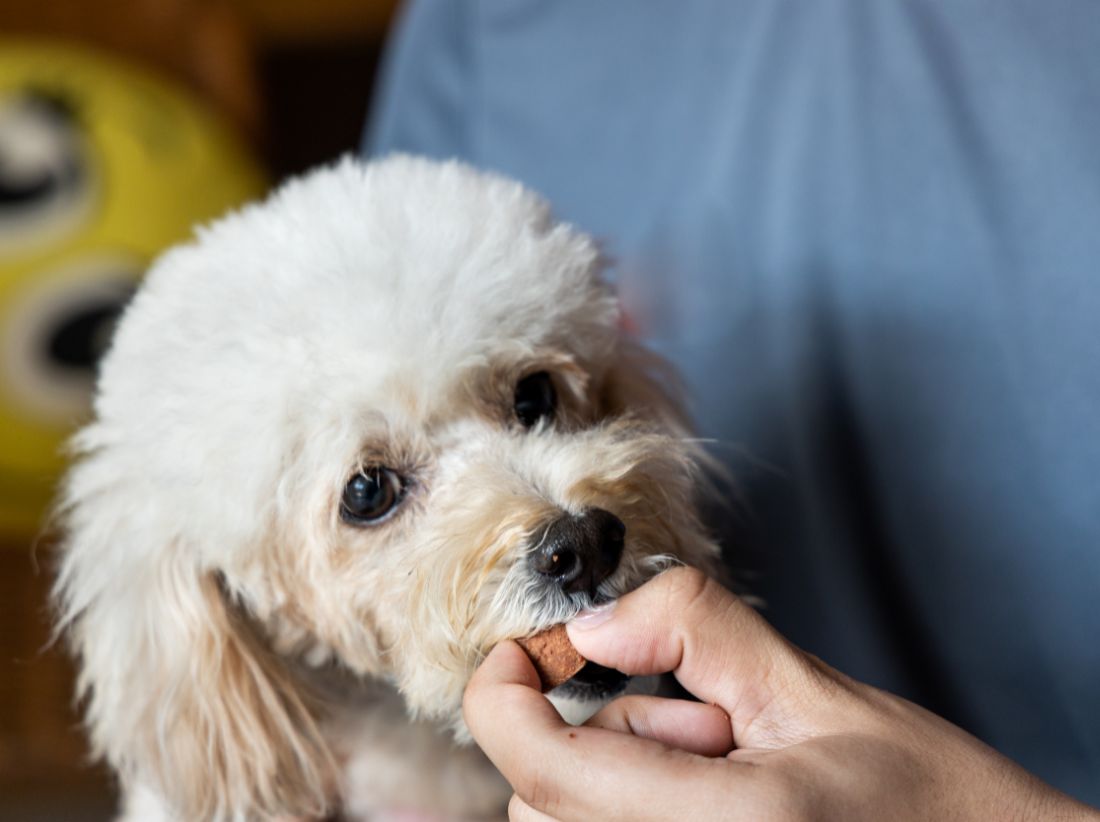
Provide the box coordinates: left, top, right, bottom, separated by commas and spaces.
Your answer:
0, 542, 117, 819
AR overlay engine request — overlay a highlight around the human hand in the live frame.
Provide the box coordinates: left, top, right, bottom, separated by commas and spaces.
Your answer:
464, 567, 1098, 821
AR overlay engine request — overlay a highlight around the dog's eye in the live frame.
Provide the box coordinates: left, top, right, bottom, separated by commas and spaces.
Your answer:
341, 468, 404, 524
514, 371, 556, 428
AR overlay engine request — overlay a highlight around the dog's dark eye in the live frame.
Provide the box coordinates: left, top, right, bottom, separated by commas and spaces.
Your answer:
514, 371, 556, 428
341, 468, 404, 524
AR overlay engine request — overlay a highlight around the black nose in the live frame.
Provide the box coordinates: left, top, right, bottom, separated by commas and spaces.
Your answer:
530, 508, 625, 596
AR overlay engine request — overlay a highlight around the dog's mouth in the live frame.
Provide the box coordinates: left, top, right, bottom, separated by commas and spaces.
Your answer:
554, 660, 631, 700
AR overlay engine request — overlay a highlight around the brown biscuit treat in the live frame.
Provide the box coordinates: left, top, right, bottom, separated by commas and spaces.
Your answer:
516, 624, 586, 692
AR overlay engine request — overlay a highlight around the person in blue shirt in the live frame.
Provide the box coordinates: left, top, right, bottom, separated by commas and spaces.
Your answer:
366, 1, 1100, 815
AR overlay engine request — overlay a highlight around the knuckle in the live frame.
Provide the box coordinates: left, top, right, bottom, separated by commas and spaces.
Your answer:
659, 565, 713, 609
507, 793, 529, 821
764, 769, 824, 822
460, 685, 479, 728
613, 696, 649, 737
515, 770, 562, 818
462, 680, 523, 747
589, 695, 651, 738
711, 761, 809, 822
461, 673, 492, 729
661, 565, 739, 629
604, 698, 632, 730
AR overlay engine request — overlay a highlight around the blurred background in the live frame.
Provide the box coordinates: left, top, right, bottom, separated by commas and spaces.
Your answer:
0, 1, 398, 817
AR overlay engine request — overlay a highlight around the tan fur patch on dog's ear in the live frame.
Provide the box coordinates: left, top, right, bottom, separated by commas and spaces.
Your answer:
597, 338, 691, 434
141, 573, 339, 819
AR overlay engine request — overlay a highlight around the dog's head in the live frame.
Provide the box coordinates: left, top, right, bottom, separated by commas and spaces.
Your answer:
53, 156, 718, 819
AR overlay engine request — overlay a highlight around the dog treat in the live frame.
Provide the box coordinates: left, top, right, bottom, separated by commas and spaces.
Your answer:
516, 624, 586, 692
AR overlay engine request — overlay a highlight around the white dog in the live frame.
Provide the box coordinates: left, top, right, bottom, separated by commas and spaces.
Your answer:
53, 156, 720, 821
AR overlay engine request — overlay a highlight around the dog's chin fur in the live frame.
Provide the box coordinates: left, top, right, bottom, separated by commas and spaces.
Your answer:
52, 155, 720, 821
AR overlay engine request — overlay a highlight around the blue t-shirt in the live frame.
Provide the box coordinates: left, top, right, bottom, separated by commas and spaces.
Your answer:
366, 0, 1100, 802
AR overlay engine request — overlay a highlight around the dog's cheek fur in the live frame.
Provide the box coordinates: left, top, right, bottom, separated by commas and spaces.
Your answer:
594, 337, 722, 579
237, 475, 389, 676
383, 459, 560, 724
53, 448, 337, 821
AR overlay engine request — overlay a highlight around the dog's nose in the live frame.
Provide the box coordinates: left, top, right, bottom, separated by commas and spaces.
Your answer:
530, 508, 625, 597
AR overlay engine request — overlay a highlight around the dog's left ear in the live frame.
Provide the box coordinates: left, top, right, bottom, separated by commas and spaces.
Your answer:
599, 336, 694, 438
53, 433, 336, 820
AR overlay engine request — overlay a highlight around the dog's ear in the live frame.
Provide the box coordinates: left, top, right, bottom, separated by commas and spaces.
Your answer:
599, 337, 693, 437
53, 433, 335, 820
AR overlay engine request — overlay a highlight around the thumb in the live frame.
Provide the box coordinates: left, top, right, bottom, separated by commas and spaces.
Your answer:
566, 567, 850, 749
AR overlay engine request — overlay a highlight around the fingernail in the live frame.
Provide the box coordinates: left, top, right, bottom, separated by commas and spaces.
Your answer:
569, 600, 617, 630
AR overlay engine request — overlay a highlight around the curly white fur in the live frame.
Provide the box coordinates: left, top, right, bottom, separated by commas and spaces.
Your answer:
53, 156, 719, 821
